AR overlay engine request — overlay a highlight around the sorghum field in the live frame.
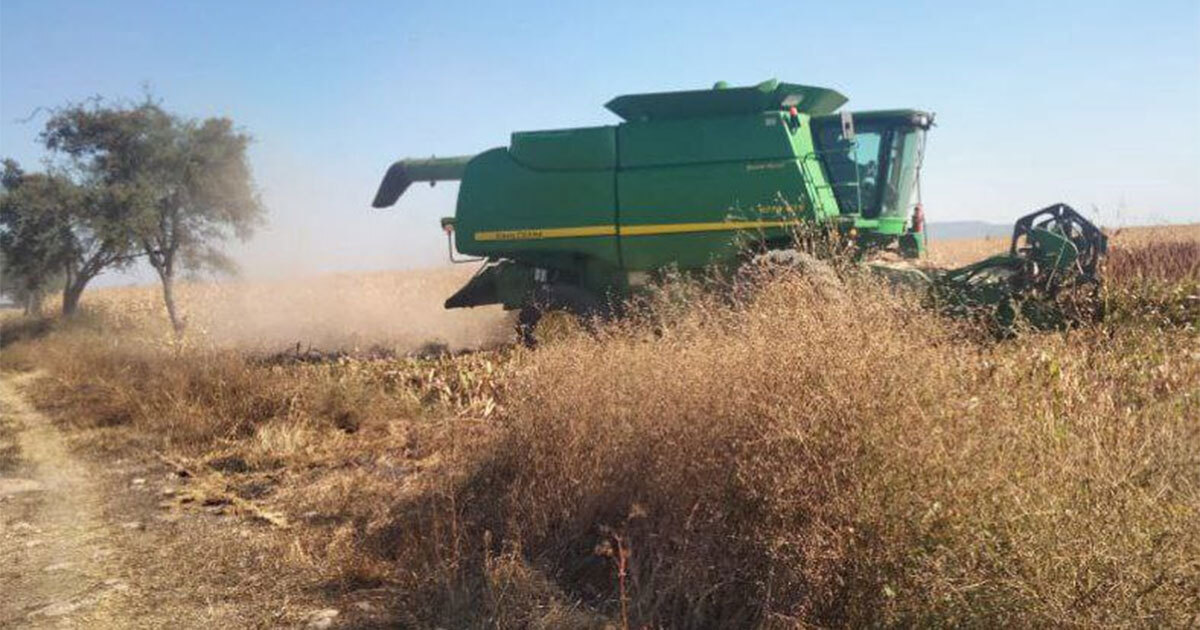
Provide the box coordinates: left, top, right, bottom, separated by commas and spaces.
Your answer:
1, 225, 1197, 628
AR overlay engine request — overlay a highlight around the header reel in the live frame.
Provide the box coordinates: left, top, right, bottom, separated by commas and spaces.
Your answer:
1010, 203, 1107, 288
932, 203, 1108, 333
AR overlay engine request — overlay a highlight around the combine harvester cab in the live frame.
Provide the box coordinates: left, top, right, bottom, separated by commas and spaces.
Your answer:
373, 79, 936, 342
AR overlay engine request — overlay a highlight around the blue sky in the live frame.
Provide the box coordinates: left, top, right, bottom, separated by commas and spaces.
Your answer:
2, 0, 1197, 280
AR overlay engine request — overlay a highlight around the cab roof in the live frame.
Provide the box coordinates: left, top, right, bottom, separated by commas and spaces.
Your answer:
813, 109, 935, 129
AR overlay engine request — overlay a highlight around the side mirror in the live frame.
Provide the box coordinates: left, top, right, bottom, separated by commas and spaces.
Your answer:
840, 111, 856, 141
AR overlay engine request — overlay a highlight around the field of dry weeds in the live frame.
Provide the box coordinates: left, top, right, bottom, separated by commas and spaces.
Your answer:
1, 225, 1198, 627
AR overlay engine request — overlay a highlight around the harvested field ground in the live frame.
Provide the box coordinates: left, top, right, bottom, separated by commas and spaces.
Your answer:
1, 224, 1198, 628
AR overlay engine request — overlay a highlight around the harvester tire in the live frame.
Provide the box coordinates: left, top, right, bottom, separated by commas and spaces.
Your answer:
516, 283, 605, 348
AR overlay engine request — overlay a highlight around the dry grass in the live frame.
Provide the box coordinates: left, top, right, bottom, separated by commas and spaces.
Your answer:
1104, 237, 1200, 329
425, 268, 1198, 627
927, 223, 1200, 267
926, 234, 1011, 267
2, 231, 1198, 627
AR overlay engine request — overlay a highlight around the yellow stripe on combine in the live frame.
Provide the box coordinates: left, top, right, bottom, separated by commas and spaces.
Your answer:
620, 219, 803, 236
473, 219, 803, 241
474, 225, 617, 241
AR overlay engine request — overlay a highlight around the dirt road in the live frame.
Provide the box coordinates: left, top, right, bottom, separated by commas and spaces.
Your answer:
0, 372, 395, 628
0, 373, 133, 628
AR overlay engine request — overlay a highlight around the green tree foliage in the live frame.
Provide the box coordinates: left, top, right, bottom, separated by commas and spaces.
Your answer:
0, 160, 61, 314
0, 158, 136, 316
0, 250, 65, 316
40, 99, 263, 330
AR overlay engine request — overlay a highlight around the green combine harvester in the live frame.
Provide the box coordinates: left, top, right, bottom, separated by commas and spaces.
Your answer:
373, 79, 1106, 343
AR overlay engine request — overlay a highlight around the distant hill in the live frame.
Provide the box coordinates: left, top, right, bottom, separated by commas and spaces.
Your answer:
926, 221, 1012, 240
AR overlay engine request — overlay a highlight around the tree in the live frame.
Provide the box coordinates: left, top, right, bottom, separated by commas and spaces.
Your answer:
0, 161, 60, 315
41, 99, 263, 331
0, 249, 64, 316
0, 158, 136, 316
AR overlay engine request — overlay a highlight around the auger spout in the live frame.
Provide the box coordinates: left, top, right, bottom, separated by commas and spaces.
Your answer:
371, 155, 472, 208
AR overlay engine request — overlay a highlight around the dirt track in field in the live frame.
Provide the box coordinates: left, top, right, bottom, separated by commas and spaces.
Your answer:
0, 371, 397, 629
0, 372, 133, 628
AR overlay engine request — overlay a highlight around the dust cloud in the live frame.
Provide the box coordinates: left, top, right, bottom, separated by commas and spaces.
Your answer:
192, 267, 511, 352
88, 266, 513, 354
